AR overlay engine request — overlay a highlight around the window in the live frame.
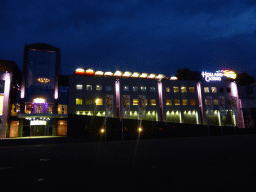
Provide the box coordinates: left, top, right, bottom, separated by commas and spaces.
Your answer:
133, 99, 138, 105
182, 99, 188, 105
132, 86, 138, 92
173, 87, 179, 93
106, 85, 112, 91
166, 87, 170, 92
150, 87, 156, 92
86, 85, 92, 91
141, 86, 147, 92
219, 87, 224, 93
86, 99, 93, 105
166, 99, 172, 106
76, 98, 82, 105
95, 98, 103, 105
227, 87, 231, 93
189, 87, 195, 93
211, 87, 217, 93
174, 99, 180, 105
204, 87, 209, 93
123, 86, 129, 91
76, 84, 83, 90
150, 99, 156, 105
213, 99, 218, 105
190, 99, 196, 105
96, 85, 102, 91
181, 87, 187, 93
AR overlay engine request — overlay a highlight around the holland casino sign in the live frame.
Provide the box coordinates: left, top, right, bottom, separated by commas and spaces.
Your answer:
201, 71, 223, 82
202, 70, 236, 82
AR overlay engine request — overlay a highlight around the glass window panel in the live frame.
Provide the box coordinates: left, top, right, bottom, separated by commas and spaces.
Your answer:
165, 87, 170, 92
190, 99, 196, 105
174, 99, 180, 105
181, 87, 187, 93
182, 99, 188, 105
76, 84, 83, 90
86, 99, 93, 105
189, 87, 195, 93
132, 86, 138, 91
150, 99, 156, 105
133, 99, 138, 105
150, 87, 156, 92
166, 99, 172, 106
86, 85, 92, 90
173, 87, 179, 93
213, 99, 218, 105
204, 87, 209, 93
123, 86, 129, 91
96, 85, 102, 91
76, 98, 82, 105
95, 98, 103, 105
141, 86, 147, 92
211, 87, 217, 93
106, 85, 111, 91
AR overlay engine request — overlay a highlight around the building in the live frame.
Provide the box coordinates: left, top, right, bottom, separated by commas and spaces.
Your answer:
69, 68, 244, 129
14, 43, 68, 137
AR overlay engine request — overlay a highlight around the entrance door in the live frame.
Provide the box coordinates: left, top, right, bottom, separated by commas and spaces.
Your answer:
31, 125, 45, 136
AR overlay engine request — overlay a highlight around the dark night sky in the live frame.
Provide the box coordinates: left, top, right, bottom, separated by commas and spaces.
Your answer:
1, 0, 256, 77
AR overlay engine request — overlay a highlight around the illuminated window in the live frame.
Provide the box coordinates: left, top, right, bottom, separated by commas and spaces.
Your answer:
86, 99, 93, 105
76, 98, 82, 105
173, 87, 179, 93
205, 99, 212, 106
189, 87, 195, 93
211, 87, 217, 93
133, 99, 138, 105
166, 87, 170, 92
166, 99, 172, 105
190, 99, 196, 105
174, 99, 180, 105
76, 84, 83, 90
182, 99, 188, 105
0, 95, 4, 115
132, 86, 138, 91
106, 85, 111, 91
96, 85, 102, 91
181, 87, 187, 93
150, 87, 156, 92
141, 86, 147, 92
204, 87, 209, 93
145, 99, 148, 106
86, 85, 92, 91
95, 98, 103, 105
213, 99, 218, 105
123, 86, 129, 91
150, 99, 156, 105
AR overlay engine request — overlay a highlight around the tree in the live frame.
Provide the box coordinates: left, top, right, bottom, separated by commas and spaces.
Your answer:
175, 68, 201, 81
236, 72, 256, 86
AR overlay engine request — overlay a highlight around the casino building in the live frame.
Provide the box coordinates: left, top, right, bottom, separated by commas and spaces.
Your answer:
69, 68, 244, 128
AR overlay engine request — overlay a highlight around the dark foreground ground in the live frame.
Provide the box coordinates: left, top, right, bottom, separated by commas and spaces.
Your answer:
0, 135, 255, 192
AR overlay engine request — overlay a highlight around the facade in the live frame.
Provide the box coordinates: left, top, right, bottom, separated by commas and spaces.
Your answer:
69, 68, 244, 128
11, 43, 68, 137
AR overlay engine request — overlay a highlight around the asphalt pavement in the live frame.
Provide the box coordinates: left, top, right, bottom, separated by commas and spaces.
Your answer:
0, 135, 255, 191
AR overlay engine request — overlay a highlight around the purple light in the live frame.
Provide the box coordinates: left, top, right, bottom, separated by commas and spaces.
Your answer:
115, 80, 120, 118
158, 81, 164, 121
197, 82, 204, 125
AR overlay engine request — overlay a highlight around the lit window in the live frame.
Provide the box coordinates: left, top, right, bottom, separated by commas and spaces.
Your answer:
166, 99, 172, 106
133, 99, 138, 105
173, 87, 179, 93
150, 99, 156, 105
181, 87, 187, 93
95, 98, 103, 105
132, 86, 138, 92
141, 86, 147, 92
76, 98, 82, 105
213, 99, 218, 105
150, 87, 156, 92
204, 87, 209, 93
123, 86, 129, 91
86, 85, 92, 91
190, 99, 196, 105
145, 99, 148, 106
182, 99, 188, 105
189, 87, 194, 93
166, 87, 170, 92
86, 99, 93, 105
96, 85, 102, 91
174, 99, 180, 105
205, 99, 212, 106
106, 86, 111, 91
76, 84, 83, 90
211, 87, 217, 93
